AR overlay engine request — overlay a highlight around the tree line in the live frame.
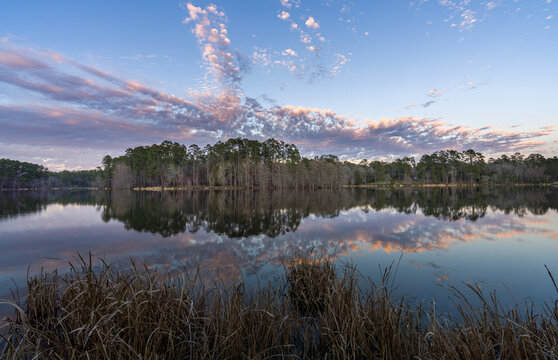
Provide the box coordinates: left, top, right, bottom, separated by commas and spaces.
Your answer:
0, 158, 103, 189
2, 138, 558, 189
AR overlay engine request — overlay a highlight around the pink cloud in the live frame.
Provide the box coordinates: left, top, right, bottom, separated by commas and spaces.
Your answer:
0, 50, 47, 69
0, 44, 555, 168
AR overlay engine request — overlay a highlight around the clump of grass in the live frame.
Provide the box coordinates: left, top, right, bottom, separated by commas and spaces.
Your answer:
0, 253, 557, 359
284, 253, 337, 316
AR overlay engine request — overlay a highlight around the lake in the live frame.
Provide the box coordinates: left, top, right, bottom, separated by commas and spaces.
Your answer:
1, 187, 558, 312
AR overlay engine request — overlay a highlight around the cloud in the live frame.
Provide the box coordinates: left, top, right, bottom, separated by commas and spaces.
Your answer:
183, 3, 248, 85
253, 46, 301, 76
306, 45, 318, 54
463, 80, 490, 90
459, 9, 478, 30
0, 48, 210, 125
416, 0, 553, 35
437, 0, 480, 31
486, 2, 498, 10
405, 89, 443, 110
184, 3, 205, 21
0, 52, 48, 69
305, 16, 320, 29
330, 53, 349, 76
280, 0, 300, 8
0, 44, 555, 169
278, 11, 290, 20
119, 53, 158, 61
265, 2, 347, 81
0, 105, 180, 148
300, 34, 312, 44
282, 48, 297, 56
255, 105, 553, 157
428, 89, 443, 97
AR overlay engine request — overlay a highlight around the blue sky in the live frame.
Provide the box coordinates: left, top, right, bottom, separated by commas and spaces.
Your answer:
0, 0, 556, 169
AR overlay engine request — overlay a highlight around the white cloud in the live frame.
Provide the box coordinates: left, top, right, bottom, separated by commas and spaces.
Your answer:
184, 3, 206, 22
305, 16, 320, 29
283, 48, 297, 56
278, 11, 290, 20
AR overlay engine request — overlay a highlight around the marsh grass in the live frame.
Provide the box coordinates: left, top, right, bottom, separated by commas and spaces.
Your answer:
1, 253, 557, 359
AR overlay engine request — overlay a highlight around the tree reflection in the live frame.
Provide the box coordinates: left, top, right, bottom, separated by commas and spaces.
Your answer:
0, 190, 107, 219
1, 187, 558, 238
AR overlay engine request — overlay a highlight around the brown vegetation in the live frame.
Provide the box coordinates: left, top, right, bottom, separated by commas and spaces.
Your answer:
1, 254, 557, 359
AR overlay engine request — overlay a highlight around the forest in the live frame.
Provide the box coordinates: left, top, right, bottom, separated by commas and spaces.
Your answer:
0, 158, 102, 189
1, 138, 558, 189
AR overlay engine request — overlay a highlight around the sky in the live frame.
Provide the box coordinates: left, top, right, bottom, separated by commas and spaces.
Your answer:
0, 0, 557, 170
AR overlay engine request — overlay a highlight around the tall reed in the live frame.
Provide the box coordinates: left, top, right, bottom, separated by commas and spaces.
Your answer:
1, 253, 557, 359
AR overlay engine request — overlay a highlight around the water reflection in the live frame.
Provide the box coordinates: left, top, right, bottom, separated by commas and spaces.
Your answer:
1, 187, 558, 309
3, 187, 558, 236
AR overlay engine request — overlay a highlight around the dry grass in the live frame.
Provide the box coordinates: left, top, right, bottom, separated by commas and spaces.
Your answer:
1, 253, 557, 359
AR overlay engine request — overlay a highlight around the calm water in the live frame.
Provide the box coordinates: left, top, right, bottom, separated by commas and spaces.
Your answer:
1, 187, 558, 311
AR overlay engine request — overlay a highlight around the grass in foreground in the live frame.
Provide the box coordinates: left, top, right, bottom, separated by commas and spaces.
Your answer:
1, 254, 557, 359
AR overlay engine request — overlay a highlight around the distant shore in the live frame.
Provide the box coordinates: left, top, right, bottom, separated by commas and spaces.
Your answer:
2, 182, 557, 191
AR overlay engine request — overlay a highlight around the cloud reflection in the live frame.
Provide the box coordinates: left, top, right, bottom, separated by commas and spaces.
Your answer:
1, 187, 557, 287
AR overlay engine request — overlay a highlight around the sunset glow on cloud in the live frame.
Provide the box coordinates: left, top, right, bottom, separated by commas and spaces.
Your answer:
0, 0, 556, 169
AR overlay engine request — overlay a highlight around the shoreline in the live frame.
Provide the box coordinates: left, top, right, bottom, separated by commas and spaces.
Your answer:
1, 182, 556, 191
